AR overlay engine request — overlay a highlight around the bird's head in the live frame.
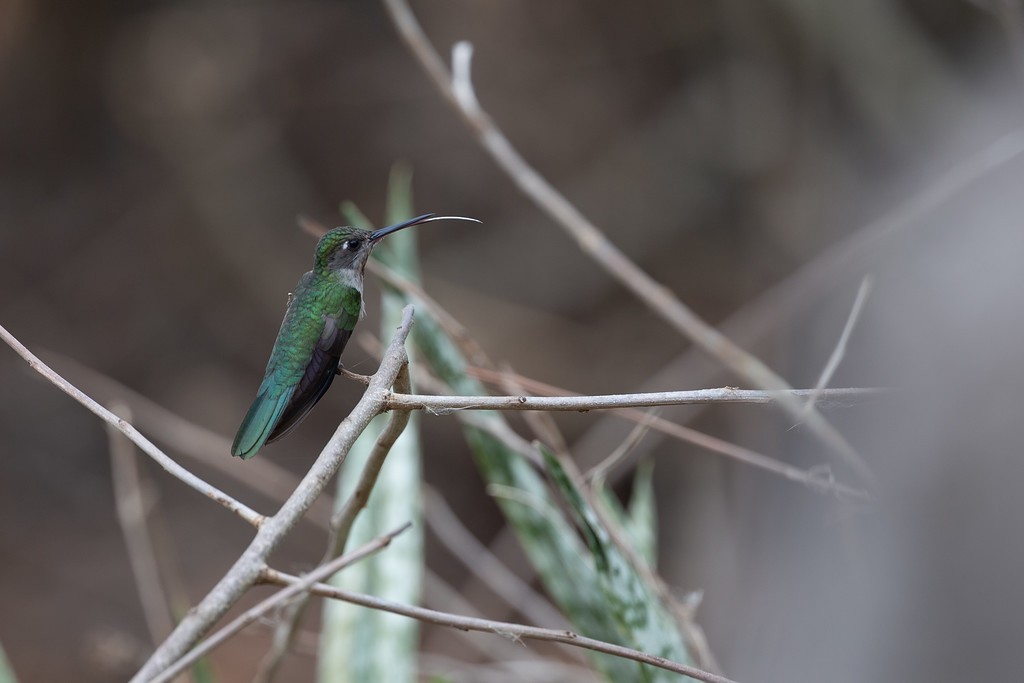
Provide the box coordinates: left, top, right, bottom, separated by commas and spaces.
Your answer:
314, 213, 480, 275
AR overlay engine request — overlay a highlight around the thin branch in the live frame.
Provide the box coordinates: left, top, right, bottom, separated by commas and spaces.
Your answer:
387, 387, 881, 413
495, 362, 571, 456
251, 362, 415, 682
380, 0, 874, 485
803, 276, 873, 415
329, 362, 415, 555
260, 569, 740, 683
43, 350, 334, 528
107, 403, 177, 647
149, 523, 412, 683
586, 409, 660, 485
464, 368, 870, 501
0, 323, 266, 528
130, 306, 417, 683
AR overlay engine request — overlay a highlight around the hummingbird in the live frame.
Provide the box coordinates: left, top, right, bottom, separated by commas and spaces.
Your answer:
231, 213, 480, 459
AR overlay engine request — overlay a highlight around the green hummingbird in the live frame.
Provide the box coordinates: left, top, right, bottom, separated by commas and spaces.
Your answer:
231, 213, 479, 459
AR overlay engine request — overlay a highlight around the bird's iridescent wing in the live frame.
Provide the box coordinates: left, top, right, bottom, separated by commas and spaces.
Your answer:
231, 274, 361, 459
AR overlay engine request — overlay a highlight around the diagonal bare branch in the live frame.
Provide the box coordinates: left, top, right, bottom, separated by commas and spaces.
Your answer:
804, 276, 873, 415
380, 0, 875, 486
0, 322, 266, 528
107, 403, 177, 647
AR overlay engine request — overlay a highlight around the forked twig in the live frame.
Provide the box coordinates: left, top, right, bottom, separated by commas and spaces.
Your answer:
251, 363, 416, 682
149, 524, 412, 683
129, 306, 417, 682
803, 276, 873, 415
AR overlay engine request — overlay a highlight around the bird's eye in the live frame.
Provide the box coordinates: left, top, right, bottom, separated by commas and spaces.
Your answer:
343, 239, 362, 251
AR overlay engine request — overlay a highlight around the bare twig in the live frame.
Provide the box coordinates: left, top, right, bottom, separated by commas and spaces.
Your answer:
380, 0, 874, 485
329, 363, 415, 555
387, 387, 881, 413
130, 306, 417, 683
495, 362, 572, 456
261, 569, 740, 683
0, 323, 266, 528
149, 523, 412, 683
803, 276, 873, 415
586, 410, 660, 485
107, 403, 177, 647
42, 350, 334, 528
251, 363, 415, 682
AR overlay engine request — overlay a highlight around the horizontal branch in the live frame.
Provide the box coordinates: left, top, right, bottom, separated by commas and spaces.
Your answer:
260, 569, 740, 683
0, 323, 265, 528
386, 387, 882, 413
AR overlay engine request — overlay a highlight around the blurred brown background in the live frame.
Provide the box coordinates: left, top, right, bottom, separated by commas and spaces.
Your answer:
3, 0, 1024, 681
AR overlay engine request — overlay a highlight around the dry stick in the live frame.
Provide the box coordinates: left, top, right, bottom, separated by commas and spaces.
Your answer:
380, 0, 873, 485
803, 276, 873, 415
387, 387, 880, 413
149, 523, 412, 683
587, 409, 660, 485
107, 403, 178, 647
0, 323, 266, 529
494, 362, 573, 457
43, 351, 335, 528
130, 306, 416, 683
468, 363, 870, 499
252, 363, 415, 683
261, 569, 740, 683
328, 362, 414, 556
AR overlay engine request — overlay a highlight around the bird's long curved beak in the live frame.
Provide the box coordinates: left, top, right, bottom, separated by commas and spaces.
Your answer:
370, 213, 481, 241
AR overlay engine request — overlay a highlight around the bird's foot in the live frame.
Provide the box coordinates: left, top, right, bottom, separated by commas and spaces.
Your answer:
338, 366, 371, 384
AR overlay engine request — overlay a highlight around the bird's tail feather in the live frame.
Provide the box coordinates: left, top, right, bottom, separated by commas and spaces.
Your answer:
231, 384, 295, 459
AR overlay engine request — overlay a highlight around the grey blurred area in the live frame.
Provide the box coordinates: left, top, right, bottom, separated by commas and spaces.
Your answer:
2, 0, 1024, 681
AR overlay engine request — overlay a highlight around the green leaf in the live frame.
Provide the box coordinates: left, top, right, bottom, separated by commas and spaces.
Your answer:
0, 642, 18, 683
405, 281, 694, 681
539, 447, 687, 682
